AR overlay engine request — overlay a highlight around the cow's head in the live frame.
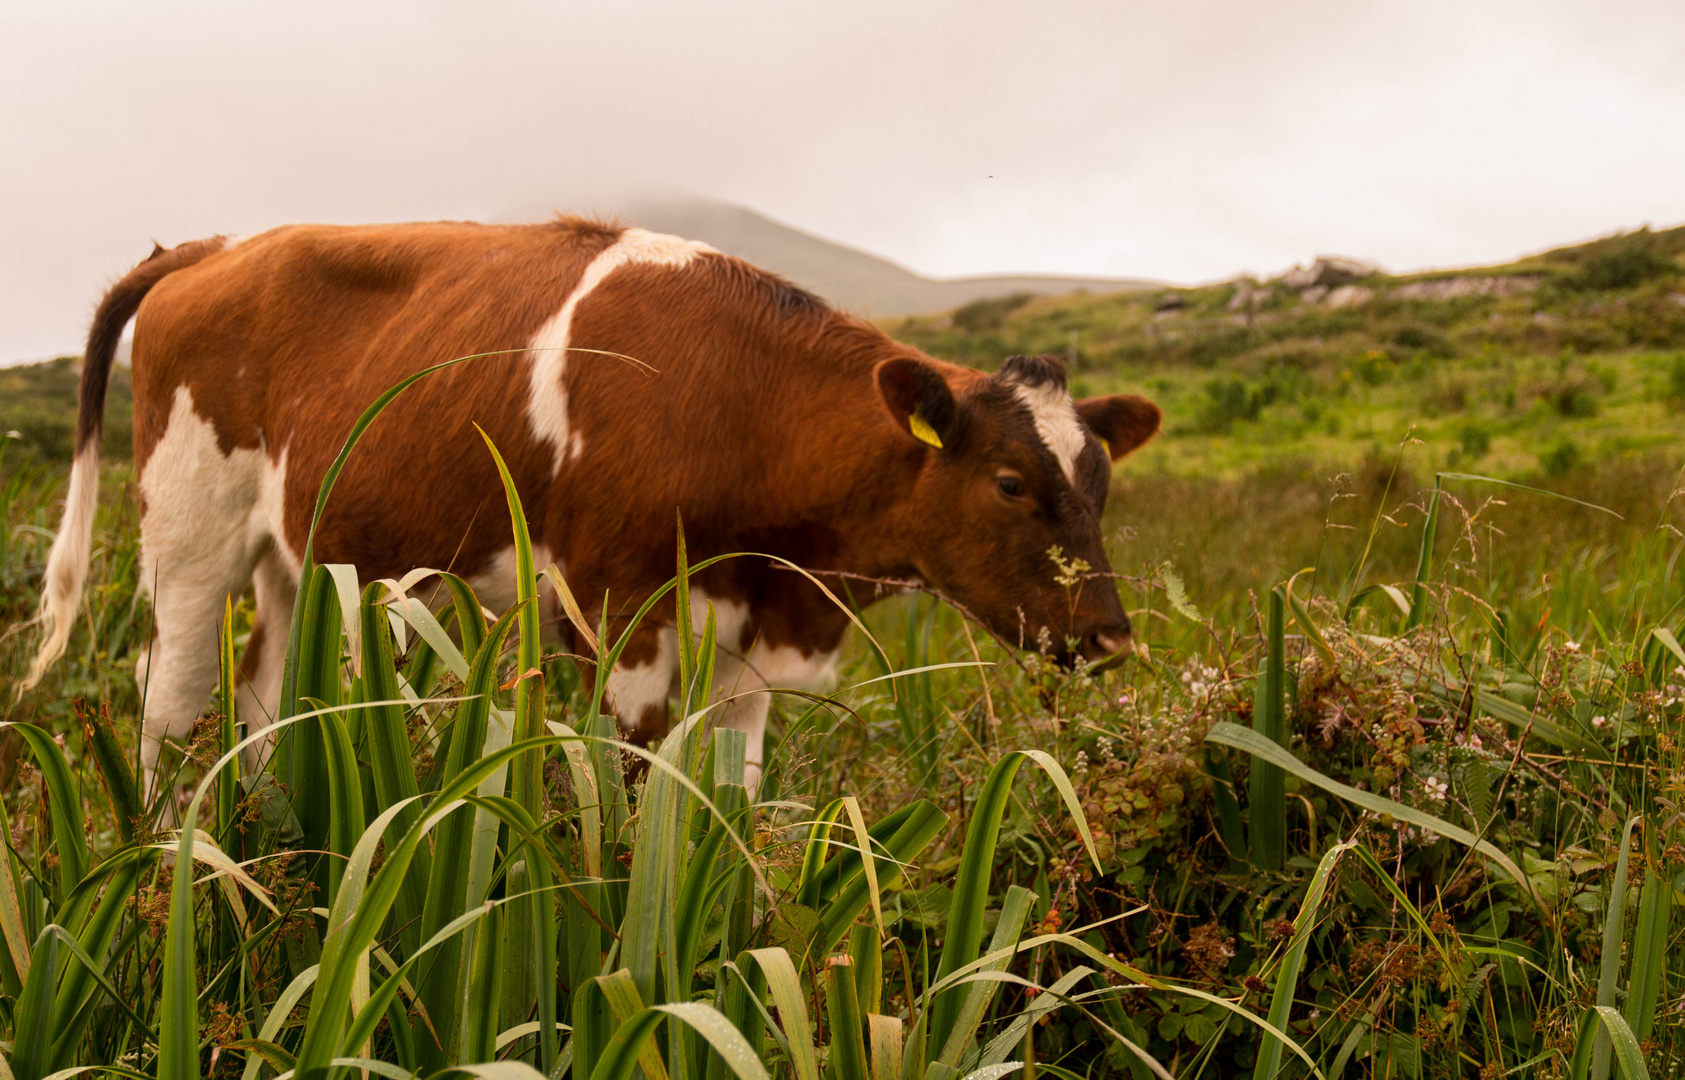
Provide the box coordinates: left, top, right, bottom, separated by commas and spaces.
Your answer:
876, 353, 1161, 666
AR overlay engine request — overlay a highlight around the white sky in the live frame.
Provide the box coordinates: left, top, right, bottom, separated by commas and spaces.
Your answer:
4, 0, 1684, 363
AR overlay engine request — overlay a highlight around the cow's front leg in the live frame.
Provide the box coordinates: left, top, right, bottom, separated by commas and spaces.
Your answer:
603, 621, 679, 746
706, 639, 841, 792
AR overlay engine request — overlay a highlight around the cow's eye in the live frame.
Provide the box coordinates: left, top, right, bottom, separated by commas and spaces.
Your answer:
997, 474, 1026, 499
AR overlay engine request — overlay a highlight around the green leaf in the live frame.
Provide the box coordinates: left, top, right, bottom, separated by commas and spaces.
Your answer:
1159, 565, 1202, 623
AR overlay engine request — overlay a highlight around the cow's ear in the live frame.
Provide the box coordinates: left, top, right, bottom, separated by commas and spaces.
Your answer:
876, 358, 957, 450
1077, 394, 1162, 461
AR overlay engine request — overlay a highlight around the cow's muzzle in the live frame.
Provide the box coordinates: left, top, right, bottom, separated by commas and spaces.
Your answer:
1069, 623, 1133, 672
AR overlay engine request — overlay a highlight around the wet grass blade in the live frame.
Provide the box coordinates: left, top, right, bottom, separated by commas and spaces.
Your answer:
1206, 722, 1545, 913
1570, 1006, 1651, 1080
587, 1002, 769, 1080
1252, 841, 1353, 1080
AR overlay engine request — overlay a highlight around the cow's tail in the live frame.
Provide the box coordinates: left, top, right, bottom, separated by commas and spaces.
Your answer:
20, 237, 228, 695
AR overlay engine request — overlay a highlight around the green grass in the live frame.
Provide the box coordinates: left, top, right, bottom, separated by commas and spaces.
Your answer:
3, 224, 1685, 1078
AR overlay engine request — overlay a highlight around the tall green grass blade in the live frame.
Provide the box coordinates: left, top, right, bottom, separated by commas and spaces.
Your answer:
77, 701, 141, 845
463, 894, 506, 1063
0, 724, 87, 907
826, 956, 870, 1080
676, 515, 696, 711
1591, 817, 1640, 1080
1202, 749, 1247, 861
11, 926, 62, 1080
1570, 1007, 1651, 1080
1205, 722, 1545, 912
316, 706, 365, 913
475, 425, 557, 1070
277, 565, 343, 869
1252, 841, 1353, 1080
937, 886, 1034, 1068
1249, 587, 1286, 871
587, 1002, 769, 1080
355, 582, 430, 956
1405, 481, 1441, 631
815, 801, 948, 958
217, 594, 240, 846
1625, 855, 1671, 1044
850, 924, 884, 1019
158, 780, 206, 1080
868, 1015, 903, 1080
1437, 471, 1622, 518
0, 766, 35, 989
739, 948, 820, 1080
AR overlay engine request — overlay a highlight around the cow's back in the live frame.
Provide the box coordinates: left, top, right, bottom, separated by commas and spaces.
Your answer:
125, 218, 888, 594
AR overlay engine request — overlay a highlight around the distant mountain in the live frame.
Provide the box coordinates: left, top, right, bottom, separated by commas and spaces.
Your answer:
501, 197, 1157, 318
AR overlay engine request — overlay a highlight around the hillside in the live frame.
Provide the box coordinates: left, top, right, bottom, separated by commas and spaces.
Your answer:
519, 196, 1158, 316
890, 224, 1685, 480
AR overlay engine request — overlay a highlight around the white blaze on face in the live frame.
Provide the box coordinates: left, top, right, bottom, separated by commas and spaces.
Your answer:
1010, 378, 1090, 489
526, 228, 717, 474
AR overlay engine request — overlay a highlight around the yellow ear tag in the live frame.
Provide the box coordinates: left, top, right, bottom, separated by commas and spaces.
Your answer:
909, 412, 944, 449
1099, 437, 1113, 460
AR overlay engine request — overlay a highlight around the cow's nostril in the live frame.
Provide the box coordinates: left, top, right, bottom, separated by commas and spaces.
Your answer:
1085, 628, 1133, 662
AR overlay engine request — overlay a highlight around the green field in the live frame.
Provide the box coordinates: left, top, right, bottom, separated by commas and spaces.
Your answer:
1, 226, 1683, 1079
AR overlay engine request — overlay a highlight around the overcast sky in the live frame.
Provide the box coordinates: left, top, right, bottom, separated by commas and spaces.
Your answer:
5, 0, 1684, 363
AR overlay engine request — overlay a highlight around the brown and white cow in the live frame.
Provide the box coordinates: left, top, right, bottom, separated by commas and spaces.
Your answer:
25, 218, 1161, 794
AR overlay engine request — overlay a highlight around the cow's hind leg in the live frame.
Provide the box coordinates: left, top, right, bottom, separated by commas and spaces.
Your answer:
234, 548, 297, 775
134, 385, 269, 820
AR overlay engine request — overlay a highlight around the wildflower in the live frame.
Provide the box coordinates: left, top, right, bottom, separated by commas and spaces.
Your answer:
1201, 666, 1219, 681
1189, 681, 1207, 696
1564, 641, 1581, 653
1591, 715, 1607, 729
1422, 777, 1448, 802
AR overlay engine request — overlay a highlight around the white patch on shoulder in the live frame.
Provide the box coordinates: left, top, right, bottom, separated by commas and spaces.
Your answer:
527, 228, 715, 474
1010, 379, 1089, 489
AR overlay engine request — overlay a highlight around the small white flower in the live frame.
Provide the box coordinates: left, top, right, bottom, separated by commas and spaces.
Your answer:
1181, 670, 1193, 683
1563, 641, 1581, 653
1422, 777, 1448, 802
1201, 666, 1219, 681
1591, 715, 1607, 728
1189, 681, 1207, 696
